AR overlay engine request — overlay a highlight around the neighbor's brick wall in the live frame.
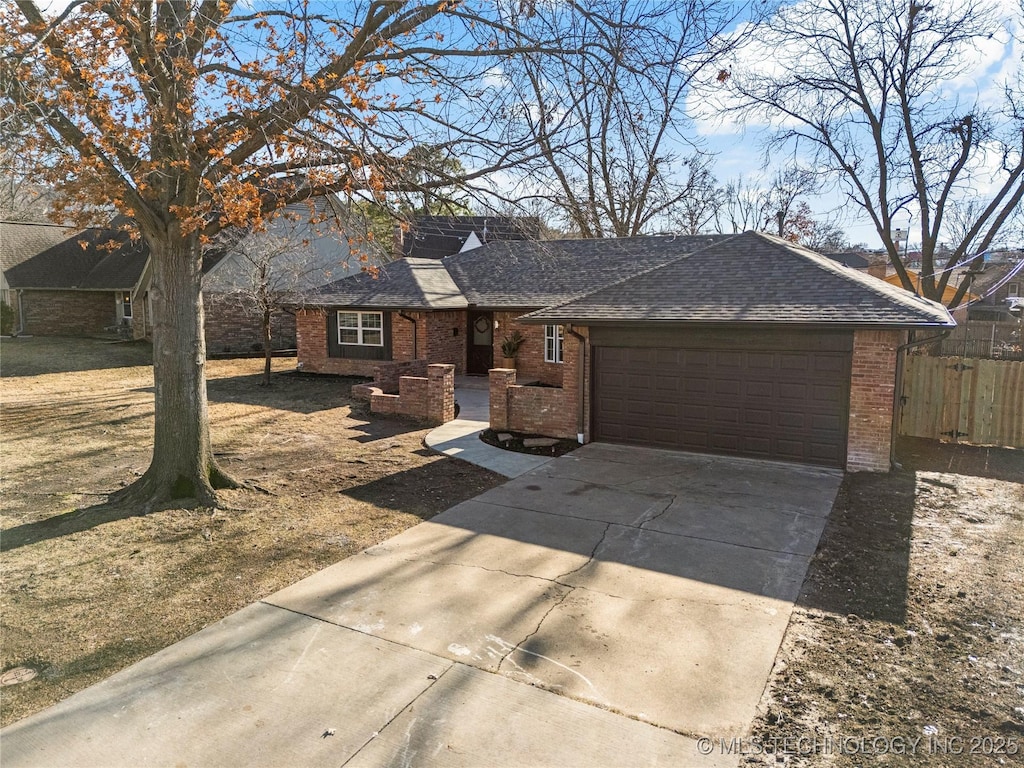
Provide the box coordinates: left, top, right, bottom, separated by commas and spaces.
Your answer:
20, 290, 115, 336
847, 329, 904, 472
203, 292, 296, 354
493, 312, 563, 386
295, 308, 377, 376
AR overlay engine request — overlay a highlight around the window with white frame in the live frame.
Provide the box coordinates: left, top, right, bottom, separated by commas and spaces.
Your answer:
1009, 283, 1020, 298
121, 291, 132, 319
544, 324, 564, 363
337, 311, 383, 346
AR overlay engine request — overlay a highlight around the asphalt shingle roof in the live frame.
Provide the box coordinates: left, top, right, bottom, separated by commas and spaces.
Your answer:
1, 221, 80, 276
310, 258, 467, 310
3, 225, 148, 290
445, 235, 729, 308
522, 231, 955, 327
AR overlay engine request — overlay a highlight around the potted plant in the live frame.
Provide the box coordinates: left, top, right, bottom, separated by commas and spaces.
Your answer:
500, 330, 525, 368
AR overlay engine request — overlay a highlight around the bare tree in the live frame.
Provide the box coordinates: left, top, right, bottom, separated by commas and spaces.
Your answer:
207, 199, 384, 385
494, 1, 752, 237
672, 154, 723, 235
724, 0, 1024, 307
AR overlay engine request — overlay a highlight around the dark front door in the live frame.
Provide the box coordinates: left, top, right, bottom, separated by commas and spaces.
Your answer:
467, 311, 494, 374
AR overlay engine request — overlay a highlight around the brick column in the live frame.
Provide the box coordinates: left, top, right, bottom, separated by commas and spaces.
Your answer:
489, 368, 516, 431
427, 364, 455, 424
847, 329, 902, 472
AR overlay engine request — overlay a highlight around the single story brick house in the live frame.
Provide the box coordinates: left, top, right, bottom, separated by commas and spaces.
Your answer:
2, 196, 382, 347
295, 231, 954, 472
2, 221, 148, 336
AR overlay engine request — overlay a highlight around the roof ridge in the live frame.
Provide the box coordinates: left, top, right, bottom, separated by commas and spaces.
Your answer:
747, 231, 953, 318
518, 233, 745, 319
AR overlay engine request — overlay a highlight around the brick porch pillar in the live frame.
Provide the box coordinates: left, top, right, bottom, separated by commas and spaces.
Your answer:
489, 368, 516, 431
427, 364, 456, 425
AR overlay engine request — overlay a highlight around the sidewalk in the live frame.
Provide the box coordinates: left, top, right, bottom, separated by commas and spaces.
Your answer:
424, 376, 555, 478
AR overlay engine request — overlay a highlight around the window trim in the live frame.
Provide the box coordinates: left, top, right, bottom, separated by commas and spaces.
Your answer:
121, 291, 132, 319
337, 310, 384, 347
1009, 283, 1020, 298
544, 324, 564, 364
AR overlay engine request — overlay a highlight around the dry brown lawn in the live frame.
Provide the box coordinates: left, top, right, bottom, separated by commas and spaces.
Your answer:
0, 336, 502, 727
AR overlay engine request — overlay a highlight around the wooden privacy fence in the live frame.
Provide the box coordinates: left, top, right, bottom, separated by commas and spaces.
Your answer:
900, 356, 1024, 448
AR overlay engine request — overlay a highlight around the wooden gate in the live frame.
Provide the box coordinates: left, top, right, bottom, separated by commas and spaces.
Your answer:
900, 356, 1024, 448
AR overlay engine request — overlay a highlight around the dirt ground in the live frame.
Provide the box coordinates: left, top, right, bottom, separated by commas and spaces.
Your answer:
747, 439, 1024, 766
0, 336, 502, 727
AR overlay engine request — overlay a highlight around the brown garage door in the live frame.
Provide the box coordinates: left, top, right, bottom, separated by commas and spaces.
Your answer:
592, 332, 851, 467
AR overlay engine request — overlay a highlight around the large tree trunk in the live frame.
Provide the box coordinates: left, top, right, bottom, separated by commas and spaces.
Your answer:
109, 229, 237, 510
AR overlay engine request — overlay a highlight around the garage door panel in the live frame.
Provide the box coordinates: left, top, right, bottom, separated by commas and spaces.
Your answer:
593, 341, 850, 468
714, 379, 742, 397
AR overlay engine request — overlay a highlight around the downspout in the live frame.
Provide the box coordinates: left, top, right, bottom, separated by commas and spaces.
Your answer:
16, 289, 25, 335
565, 324, 586, 444
890, 328, 952, 469
398, 311, 418, 359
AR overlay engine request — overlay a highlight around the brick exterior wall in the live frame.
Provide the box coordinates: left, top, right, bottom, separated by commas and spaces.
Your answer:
847, 329, 905, 472
298, 308, 467, 377
425, 311, 466, 374
20, 290, 116, 335
391, 312, 419, 362
490, 327, 587, 440
203, 293, 296, 354
295, 308, 378, 376
493, 312, 563, 385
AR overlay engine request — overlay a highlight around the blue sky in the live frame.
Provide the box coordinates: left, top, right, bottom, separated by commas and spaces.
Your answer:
690, 0, 1023, 249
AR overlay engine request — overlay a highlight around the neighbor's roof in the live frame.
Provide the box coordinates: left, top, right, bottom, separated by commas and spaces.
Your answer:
883, 270, 979, 307
522, 231, 955, 327
1, 220, 80, 276
309, 257, 466, 310
3, 225, 148, 291
402, 215, 541, 260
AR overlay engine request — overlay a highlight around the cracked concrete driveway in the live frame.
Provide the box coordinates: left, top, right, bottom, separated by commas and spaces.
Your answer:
2, 444, 842, 767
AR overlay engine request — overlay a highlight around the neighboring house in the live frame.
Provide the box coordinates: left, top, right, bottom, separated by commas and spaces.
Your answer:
960, 253, 1024, 321
2, 221, 147, 336
202, 196, 387, 354
395, 215, 541, 259
295, 231, 954, 472
1, 196, 382, 348
883, 269, 979, 309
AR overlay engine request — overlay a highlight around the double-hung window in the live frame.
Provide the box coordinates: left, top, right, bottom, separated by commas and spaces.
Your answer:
121, 291, 132, 319
544, 324, 564, 363
337, 311, 383, 346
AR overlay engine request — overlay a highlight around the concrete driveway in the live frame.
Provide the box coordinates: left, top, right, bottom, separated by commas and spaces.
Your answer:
2, 445, 842, 767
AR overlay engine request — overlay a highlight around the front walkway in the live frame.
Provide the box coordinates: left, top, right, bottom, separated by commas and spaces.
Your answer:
425, 375, 555, 478
2, 446, 842, 768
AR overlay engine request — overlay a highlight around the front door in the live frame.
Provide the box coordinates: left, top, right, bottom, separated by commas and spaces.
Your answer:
467, 311, 494, 374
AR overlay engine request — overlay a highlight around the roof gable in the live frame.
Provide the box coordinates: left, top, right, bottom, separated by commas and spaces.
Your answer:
523, 232, 954, 327
311, 257, 466, 310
